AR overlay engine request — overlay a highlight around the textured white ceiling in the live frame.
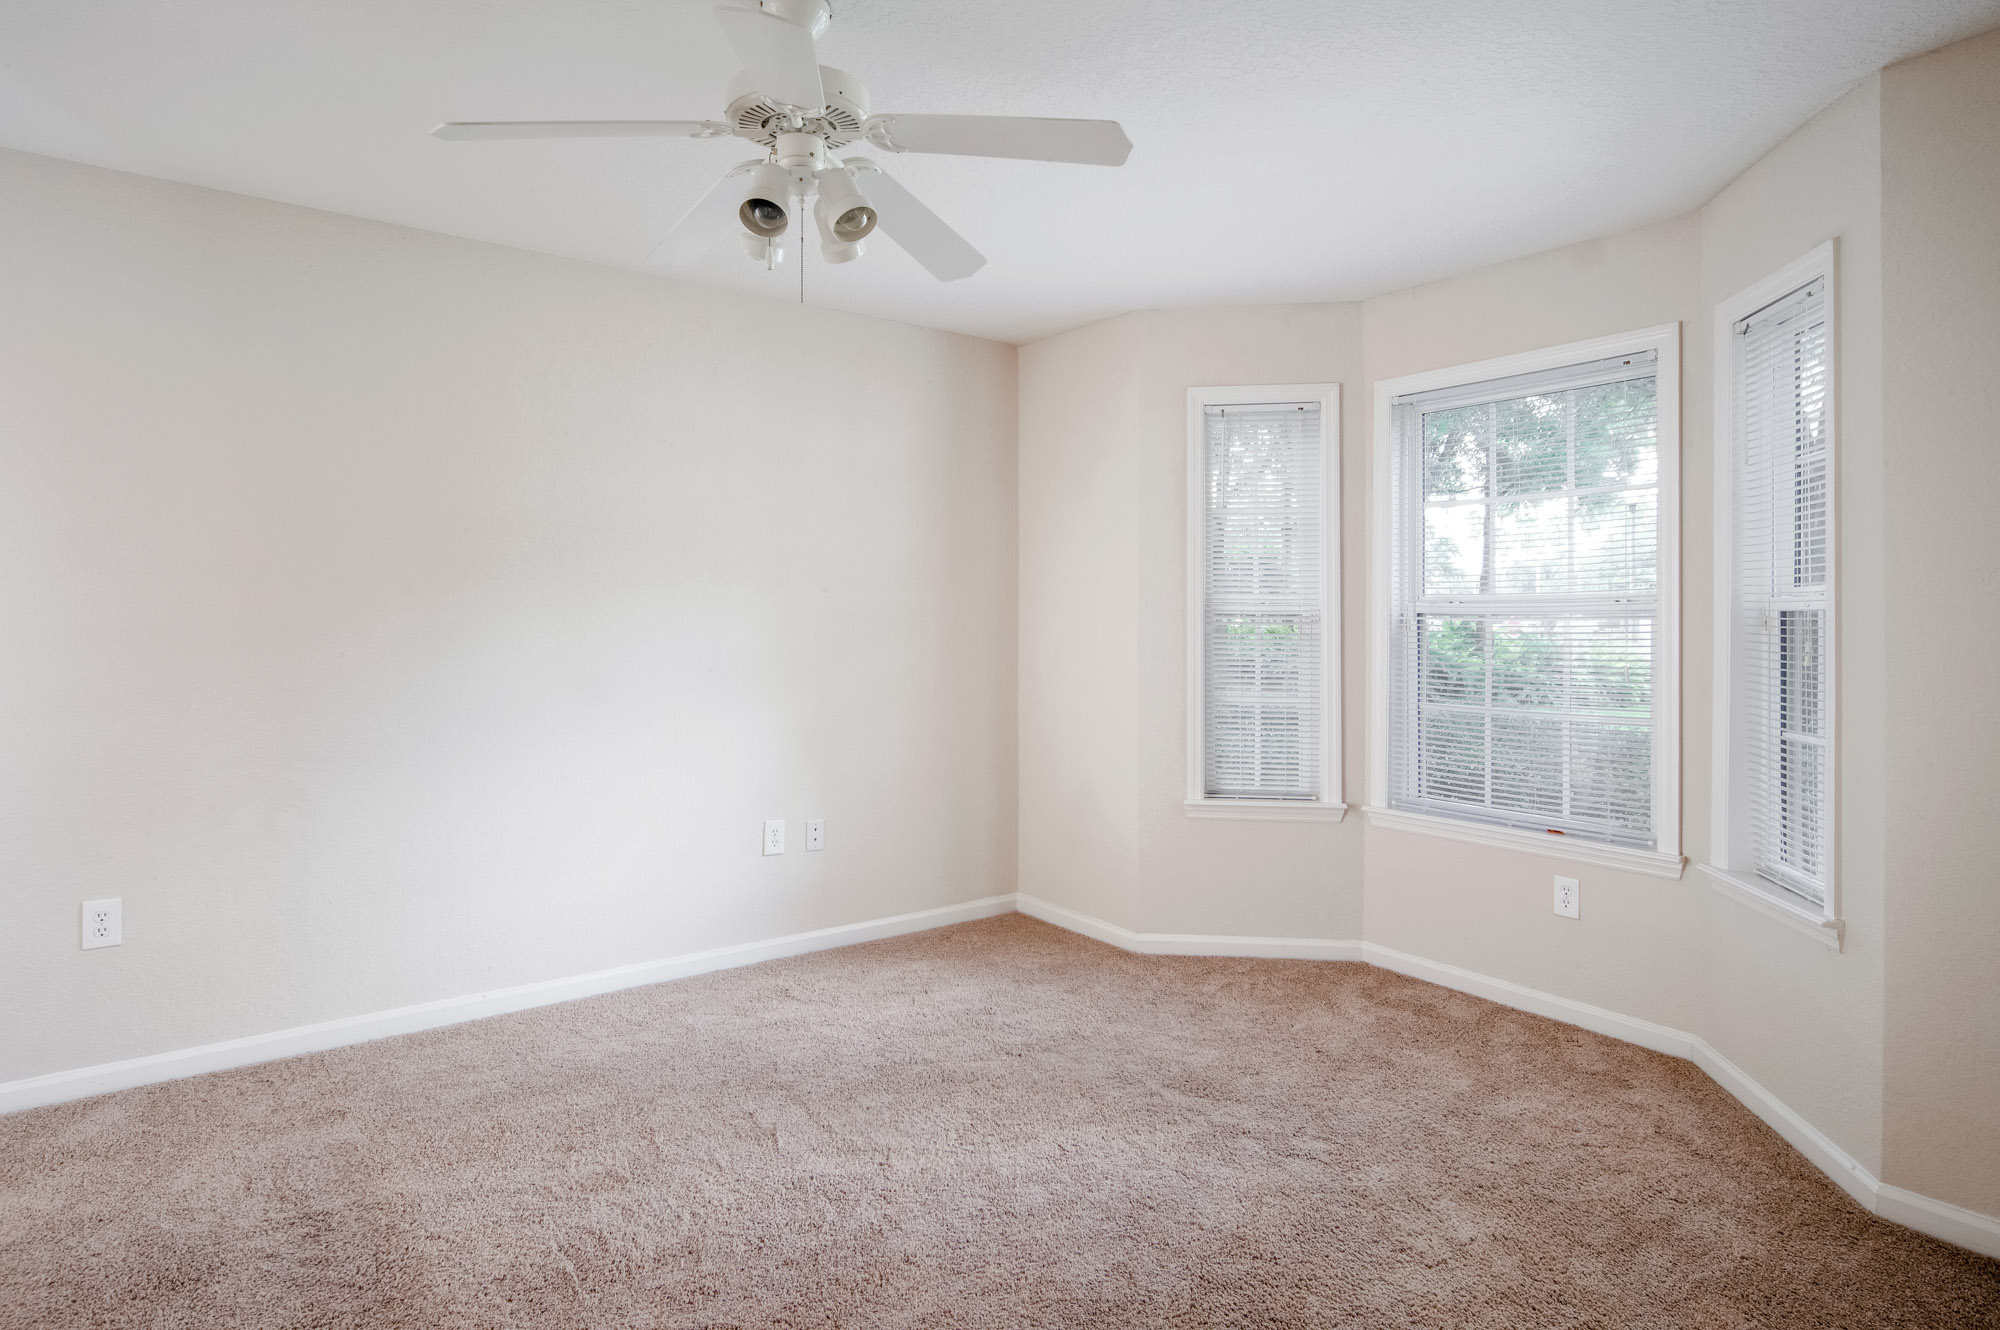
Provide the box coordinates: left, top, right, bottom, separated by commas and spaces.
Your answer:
3, 0, 1997, 342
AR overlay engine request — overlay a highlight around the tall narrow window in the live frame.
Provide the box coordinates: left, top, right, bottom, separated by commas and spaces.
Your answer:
1383, 341, 1672, 853
1732, 278, 1831, 904
1187, 385, 1341, 818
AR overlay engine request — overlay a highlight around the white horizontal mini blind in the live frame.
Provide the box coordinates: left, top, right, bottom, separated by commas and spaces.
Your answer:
1202, 403, 1323, 799
1389, 354, 1660, 846
1734, 281, 1829, 902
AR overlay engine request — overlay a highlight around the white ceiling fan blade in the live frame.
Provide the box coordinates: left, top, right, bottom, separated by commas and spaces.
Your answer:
862, 115, 1131, 166
712, 5, 824, 109
846, 160, 985, 282
650, 162, 759, 266
432, 120, 729, 141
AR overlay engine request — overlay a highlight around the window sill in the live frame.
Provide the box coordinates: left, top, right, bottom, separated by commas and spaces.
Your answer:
1362, 805, 1686, 879
1184, 799, 1348, 823
1697, 865, 1843, 951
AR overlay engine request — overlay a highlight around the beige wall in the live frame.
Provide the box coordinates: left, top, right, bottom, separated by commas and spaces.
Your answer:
1131, 308, 1366, 939
1018, 305, 1366, 938
1017, 316, 1144, 928
1358, 217, 1708, 1036
0, 147, 1019, 1084
1696, 79, 1887, 1179
1880, 28, 2000, 1218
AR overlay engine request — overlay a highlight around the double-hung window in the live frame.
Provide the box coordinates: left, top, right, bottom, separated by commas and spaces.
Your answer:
1186, 385, 1342, 819
1372, 329, 1681, 874
1711, 245, 1837, 934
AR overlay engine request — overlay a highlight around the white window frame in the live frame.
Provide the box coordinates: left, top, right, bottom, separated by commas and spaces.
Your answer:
1704, 242, 1843, 949
1185, 384, 1345, 821
1366, 326, 1684, 878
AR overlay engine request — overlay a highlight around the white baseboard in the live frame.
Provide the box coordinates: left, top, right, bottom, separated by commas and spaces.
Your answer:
1015, 893, 1361, 960
1688, 1036, 1880, 1211
1876, 1184, 2000, 1259
1358, 941, 1696, 1060
1019, 895, 2000, 1261
9, 889, 1995, 1262
0, 894, 1017, 1117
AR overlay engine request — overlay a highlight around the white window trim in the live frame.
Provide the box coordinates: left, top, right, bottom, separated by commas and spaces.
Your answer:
1185, 383, 1345, 821
1366, 326, 1685, 879
1697, 865, 1843, 950
1707, 241, 1842, 942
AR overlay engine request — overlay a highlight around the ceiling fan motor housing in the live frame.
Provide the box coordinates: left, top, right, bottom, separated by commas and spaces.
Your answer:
774, 132, 825, 170
725, 66, 869, 149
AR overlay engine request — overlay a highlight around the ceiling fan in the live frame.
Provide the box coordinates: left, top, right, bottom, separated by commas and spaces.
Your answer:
433, 0, 1132, 282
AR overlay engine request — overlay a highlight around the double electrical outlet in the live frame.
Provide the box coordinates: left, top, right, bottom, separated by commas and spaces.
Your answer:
763, 818, 824, 856
81, 898, 123, 949
1553, 876, 1580, 919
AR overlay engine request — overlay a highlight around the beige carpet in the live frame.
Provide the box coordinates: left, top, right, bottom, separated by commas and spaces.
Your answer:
3, 914, 1996, 1329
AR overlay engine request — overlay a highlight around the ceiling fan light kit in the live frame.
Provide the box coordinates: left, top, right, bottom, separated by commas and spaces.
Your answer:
432, 1, 1131, 285
738, 160, 796, 238
815, 167, 877, 239
814, 215, 866, 264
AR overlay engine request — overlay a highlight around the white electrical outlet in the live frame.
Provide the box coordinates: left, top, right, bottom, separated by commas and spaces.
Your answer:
805, 819, 824, 851
763, 819, 786, 856
1554, 876, 1580, 919
81, 898, 122, 949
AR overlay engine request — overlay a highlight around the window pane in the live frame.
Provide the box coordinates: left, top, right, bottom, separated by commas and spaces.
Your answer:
1793, 451, 1827, 589
1573, 489, 1658, 594
1423, 503, 1485, 595
1779, 610, 1822, 739
1491, 620, 1561, 710
1574, 378, 1658, 489
1420, 616, 1485, 704
1424, 407, 1489, 498
1491, 497, 1567, 594
1570, 619, 1653, 715
1568, 723, 1653, 834
1792, 317, 1829, 589
1206, 613, 1320, 798
1491, 714, 1564, 817
1777, 736, 1826, 880
1419, 708, 1487, 805
1494, 394, 1569, 496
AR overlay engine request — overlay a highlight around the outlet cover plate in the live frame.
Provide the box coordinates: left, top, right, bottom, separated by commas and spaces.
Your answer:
1554, 876, 1580, 919
763, 819, 785, 856
805, 818, 824, 851
82, 898, 123, 949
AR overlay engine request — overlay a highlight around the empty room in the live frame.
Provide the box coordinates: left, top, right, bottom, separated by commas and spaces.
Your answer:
4, 1, 2000, 1325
